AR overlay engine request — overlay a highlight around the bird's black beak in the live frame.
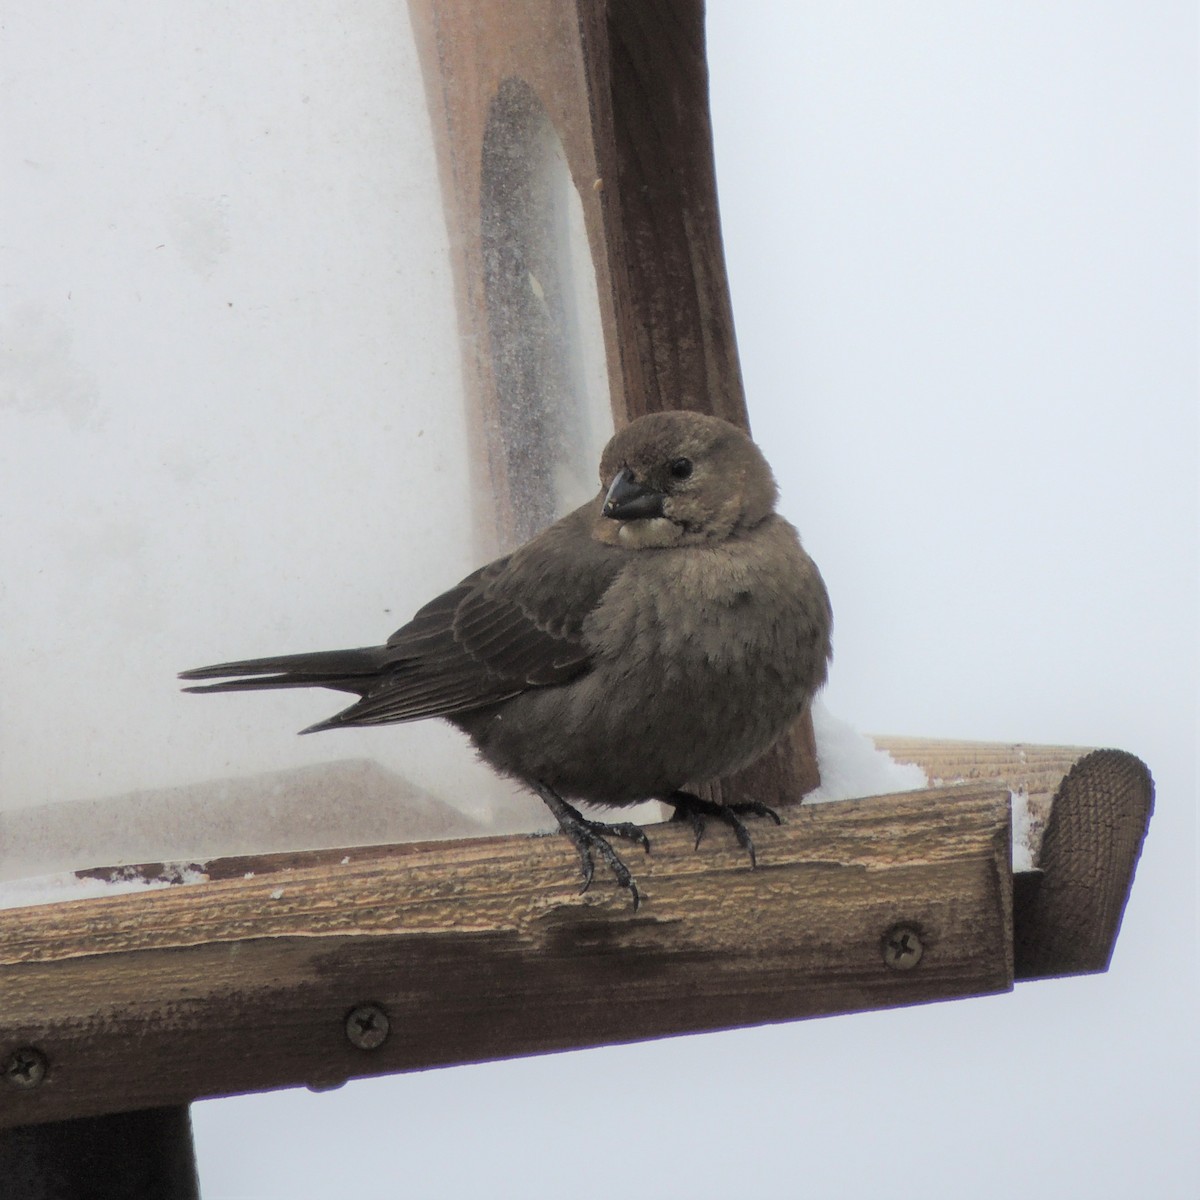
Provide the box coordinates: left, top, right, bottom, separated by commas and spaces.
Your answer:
603, 468, 666, 521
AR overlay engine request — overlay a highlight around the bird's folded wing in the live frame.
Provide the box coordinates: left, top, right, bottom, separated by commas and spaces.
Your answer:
336, 509, 624, 726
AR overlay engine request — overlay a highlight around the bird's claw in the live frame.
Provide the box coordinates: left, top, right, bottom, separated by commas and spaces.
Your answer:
666, 790, 782, 869
569, 829, 642, 910
597, 820, 652, 854
680, 807, 707, 851
535, 784, 648, 910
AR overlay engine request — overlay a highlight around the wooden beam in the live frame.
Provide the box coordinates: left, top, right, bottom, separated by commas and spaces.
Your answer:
596, 0, 748, 426
872, 739, 1154, 979
0, 784, 1011, 1129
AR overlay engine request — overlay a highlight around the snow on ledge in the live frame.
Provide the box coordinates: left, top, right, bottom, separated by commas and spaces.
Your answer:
808, 702, 1033, 871
807, 701, 929, 803
0, 863, 209, 912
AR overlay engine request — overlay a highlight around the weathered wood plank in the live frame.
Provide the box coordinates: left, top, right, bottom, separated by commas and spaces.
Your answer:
871, 738, 1154, 979
871, 737, 1094, 863
0, 785, 1011, 1128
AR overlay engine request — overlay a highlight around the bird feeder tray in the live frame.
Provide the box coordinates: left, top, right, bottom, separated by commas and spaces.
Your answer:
0, 740, 1151, 1131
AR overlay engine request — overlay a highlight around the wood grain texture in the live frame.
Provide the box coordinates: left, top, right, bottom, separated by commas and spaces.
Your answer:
871, 737, 1097, 864
1012, 750, 1153, 978
591, 0, 820, 799
0, 785, 1011, 1129
871, 737, 1154, 979
598, 0, 747, 426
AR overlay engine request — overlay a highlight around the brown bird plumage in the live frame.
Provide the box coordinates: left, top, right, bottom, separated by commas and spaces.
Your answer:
181, 411, 832, 906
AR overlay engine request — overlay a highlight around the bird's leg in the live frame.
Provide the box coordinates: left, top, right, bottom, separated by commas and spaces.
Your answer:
665, 789, 782, 868
533, 783, 650, 910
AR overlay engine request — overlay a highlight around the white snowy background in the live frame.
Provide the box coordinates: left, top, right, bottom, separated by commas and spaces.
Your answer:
1, 3, 1195, 1197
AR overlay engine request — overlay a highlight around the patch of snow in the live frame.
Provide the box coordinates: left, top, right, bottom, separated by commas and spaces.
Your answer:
1010, 789, 1035, 872
807, 701, 928, 803
810, 703, 1033, 871
0, 862, 208, 912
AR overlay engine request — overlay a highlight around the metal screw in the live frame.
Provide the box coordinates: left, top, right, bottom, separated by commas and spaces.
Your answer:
344, 1003, 390, 1051
3, 1047, 48, 1090
882, 924, 924, 970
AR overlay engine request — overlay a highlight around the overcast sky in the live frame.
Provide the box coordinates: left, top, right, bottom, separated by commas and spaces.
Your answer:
3, 3, 1196, 1197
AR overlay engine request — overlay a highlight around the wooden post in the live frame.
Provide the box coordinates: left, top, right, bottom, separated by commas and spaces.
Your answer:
0, 1108, 199, 1200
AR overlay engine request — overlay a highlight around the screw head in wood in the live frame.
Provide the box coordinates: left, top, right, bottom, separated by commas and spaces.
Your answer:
345, 1004, 390, 1051
2, 1047, 48, 1090
882, 924, 924, 970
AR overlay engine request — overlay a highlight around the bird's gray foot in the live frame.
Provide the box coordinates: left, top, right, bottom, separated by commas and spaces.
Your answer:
533, 784, 650, 910
665, 789, 782, 868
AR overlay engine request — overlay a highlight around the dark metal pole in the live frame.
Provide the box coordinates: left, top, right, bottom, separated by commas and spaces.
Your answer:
0, 1106, 200, 1200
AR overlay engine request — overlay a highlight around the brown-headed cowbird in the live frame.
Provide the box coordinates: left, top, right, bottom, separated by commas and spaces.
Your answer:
181, 411, 832, 906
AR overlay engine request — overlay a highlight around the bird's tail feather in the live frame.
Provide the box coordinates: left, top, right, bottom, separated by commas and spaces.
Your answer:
179, 646, 390, 697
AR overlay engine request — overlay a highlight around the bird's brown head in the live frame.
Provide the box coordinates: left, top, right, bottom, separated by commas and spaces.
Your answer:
594, 411, 778, 549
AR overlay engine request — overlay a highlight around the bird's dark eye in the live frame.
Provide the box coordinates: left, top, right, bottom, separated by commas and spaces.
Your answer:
669, 457, 693, 480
